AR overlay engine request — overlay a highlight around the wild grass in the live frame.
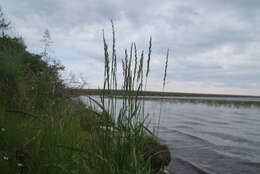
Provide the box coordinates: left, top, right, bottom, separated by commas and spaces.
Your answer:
163, 48, 169, 91
83, 21, 157, 173
0, 6, 170, 174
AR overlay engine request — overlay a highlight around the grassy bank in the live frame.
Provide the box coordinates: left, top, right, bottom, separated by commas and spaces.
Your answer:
0, 8, 170, 174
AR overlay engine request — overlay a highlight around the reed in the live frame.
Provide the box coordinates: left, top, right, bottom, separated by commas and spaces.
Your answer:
145, 37, 152, 90
77, 21, 171, 174
163, 48, 169, 91
157, 48, 170, 134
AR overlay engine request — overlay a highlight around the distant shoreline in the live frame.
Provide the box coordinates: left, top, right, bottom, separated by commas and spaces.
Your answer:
68, 88, 260, 98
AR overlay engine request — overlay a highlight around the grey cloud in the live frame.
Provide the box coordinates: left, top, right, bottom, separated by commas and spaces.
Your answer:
1, 0, 260, 95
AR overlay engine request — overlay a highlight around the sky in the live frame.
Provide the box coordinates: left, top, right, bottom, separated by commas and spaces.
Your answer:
1, 0, 260, 95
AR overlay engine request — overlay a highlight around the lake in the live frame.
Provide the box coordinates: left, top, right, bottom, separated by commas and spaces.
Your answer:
81, 96, 260, 174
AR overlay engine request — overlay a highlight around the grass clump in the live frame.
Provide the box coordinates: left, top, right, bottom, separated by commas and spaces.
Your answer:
81, 20, 171, 174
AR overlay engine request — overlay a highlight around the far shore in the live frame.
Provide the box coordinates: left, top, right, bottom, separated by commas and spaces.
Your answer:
68, 88, 260, 98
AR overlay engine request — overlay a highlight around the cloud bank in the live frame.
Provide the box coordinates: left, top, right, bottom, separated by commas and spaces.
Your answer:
1, 0, 260, 95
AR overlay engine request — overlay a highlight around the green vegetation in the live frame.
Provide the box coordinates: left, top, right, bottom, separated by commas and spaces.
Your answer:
0, 7, 170, 174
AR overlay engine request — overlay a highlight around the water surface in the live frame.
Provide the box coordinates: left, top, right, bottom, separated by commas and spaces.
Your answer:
81, 96, 260, 174
146, 99, 260, 174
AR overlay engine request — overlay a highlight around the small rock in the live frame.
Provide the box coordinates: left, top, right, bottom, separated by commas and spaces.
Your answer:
143, 138, 171, 174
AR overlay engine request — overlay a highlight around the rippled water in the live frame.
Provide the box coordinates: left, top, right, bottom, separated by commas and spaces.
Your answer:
81, 96, 260, 174
146, 99, 260, 174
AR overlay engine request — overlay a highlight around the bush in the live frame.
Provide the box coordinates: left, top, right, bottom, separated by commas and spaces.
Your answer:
0, 34, 65, 109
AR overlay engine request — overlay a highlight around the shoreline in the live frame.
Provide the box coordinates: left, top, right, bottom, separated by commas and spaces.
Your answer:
69, 88, 260, 98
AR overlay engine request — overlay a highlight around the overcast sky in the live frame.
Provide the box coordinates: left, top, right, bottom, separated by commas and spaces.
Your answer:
1, 0, 260, 95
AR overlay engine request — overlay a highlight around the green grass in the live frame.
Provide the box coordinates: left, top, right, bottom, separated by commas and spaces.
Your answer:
1, 8, 170, 174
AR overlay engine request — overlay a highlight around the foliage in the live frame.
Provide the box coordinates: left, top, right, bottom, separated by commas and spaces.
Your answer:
0, 34, 65, 109
0, 6, 10, 35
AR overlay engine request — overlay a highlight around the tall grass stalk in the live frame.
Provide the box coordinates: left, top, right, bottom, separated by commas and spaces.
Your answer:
157, 48, 170, 135
163, 48, 169, 91
145, 37, 152, 90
